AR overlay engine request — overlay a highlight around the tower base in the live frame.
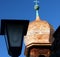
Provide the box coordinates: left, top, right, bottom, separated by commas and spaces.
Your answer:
24, 43, 52, 57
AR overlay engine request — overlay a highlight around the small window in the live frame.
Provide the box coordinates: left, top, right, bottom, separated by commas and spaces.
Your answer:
39, 55, 45, 57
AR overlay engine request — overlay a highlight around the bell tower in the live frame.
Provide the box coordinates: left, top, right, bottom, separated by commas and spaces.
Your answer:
24, 0, 54, 57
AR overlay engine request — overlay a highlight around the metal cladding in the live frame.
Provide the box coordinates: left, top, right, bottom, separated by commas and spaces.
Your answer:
24, 16, 54, 47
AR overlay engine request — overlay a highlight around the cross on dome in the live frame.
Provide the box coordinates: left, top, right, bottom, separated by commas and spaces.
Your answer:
34, 0, 40, 19
34, 0, 39, 5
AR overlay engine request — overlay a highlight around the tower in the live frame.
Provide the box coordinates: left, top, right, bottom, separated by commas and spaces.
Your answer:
24, 0, 54, 57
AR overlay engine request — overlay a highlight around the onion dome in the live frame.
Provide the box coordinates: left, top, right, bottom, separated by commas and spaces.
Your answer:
24, 16, 54, 48
24, 0, 54, 48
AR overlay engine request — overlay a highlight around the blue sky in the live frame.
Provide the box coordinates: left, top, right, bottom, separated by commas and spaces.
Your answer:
0, 0, 60, 57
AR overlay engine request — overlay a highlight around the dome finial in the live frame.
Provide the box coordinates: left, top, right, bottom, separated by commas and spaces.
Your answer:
34, 0, 39, 18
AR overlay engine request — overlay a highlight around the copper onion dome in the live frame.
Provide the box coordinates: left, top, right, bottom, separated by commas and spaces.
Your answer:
24, 16, 54, 48
24, 0, 54, 48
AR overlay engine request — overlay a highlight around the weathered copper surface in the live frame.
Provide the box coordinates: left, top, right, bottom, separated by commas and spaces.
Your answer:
24, 16, 54, 57
24, 16, 54, 47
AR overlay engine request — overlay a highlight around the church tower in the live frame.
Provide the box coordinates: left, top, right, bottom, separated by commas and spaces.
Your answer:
24, 0, 54, 57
